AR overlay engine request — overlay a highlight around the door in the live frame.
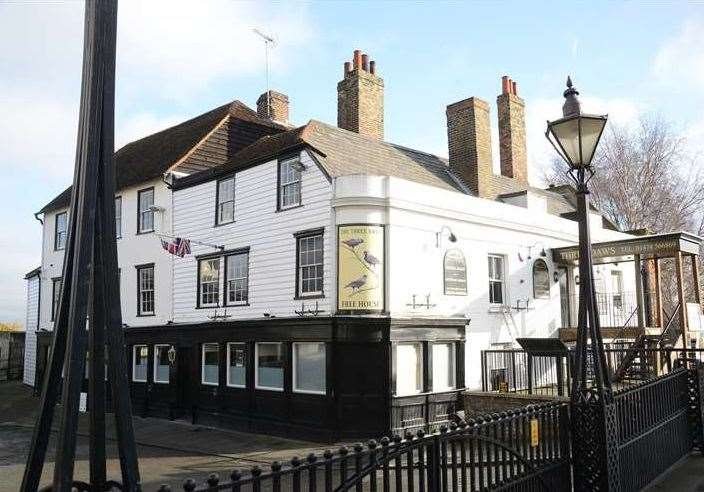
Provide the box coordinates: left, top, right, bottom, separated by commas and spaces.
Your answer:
176, 345, 195, 418
558, 267, 571, 328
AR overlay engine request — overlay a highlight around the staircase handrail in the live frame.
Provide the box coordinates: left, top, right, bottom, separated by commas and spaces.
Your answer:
611, 306, 640, 344
657, 301, 681, 348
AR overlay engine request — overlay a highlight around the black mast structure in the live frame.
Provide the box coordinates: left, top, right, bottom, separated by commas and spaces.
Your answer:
21, 1, 141, 490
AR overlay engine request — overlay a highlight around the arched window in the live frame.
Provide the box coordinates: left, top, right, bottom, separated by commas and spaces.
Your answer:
444, 249, 467, 295
533, 259, 550, 299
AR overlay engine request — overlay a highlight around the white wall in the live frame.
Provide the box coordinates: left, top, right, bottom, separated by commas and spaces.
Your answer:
23, 275, 39, 386
333, 175, 635, 389
37, 178, 173, 331
171, 150, 333, 321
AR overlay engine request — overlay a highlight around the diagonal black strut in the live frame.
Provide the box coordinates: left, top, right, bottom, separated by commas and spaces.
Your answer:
20, 1, 141, 490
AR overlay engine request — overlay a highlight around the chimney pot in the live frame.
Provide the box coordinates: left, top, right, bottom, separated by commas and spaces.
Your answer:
370, 60, 376, 74
512, 81, 518, 96
501, 76, 510, 95
362, 54, 369, 71
344, 61, 351, 76
353, 50, 362, 69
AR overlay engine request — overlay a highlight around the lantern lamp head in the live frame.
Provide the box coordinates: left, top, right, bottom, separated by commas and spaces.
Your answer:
168, 345, 177, 365
545, 77, 608, 171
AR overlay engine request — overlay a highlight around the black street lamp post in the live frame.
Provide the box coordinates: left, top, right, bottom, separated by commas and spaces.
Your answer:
546, 78, 620, 490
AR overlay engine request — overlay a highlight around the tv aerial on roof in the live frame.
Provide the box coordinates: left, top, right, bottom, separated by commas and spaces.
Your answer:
253, 28, 277, 118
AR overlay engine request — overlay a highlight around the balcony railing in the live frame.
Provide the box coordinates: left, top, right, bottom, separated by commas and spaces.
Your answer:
562, 290, 665, 329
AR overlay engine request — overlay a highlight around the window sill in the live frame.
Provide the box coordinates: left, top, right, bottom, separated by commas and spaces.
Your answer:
136, 230, 154, 236
214, 220, 235, 228
226, 384, 246, 389
276, 204, 304, 213
255, 386, 284, 392
137, 313, 156, 317
201, 382, 219, 387
195, 305, 221, 310
294, 294, 325, 301
224, 302, 250, 308
293, 389, 326, 396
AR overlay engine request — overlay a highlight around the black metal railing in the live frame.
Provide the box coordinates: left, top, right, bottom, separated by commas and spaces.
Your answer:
157, 402, 570, 491
564, 290, 660, 329
613, 367, 694, 491
481, 348, 704, 397
391, 390, 465, 433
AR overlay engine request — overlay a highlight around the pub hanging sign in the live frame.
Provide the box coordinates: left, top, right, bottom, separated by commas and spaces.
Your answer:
338, 224, 385, 313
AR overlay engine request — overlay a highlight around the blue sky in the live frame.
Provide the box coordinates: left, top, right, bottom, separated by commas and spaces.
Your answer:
1, 1, 703, 324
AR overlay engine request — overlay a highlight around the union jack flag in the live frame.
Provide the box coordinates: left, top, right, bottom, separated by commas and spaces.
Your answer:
161, 237, 191, 258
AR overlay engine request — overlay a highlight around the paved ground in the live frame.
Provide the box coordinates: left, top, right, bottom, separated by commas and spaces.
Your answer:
645, 454, 704, 491
0, 382, 343, 491
3, 381, 704, 491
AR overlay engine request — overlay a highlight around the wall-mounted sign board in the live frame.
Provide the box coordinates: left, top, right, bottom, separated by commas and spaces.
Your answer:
337, 224, 385, 313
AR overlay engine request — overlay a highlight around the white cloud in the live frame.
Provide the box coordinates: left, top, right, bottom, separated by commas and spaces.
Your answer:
653, 19, 704, 86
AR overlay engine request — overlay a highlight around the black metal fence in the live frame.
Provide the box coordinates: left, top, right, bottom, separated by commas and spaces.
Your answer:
391, 390, 464, 433
159, 401, 570, 491
613, 366, 694, 491
481, 347, 704, 397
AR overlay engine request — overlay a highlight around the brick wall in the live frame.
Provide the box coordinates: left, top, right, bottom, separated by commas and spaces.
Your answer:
337, 50, 384, 139
446, 97, 493, 197
257, 90, 289, 124
497, 76, 528, 184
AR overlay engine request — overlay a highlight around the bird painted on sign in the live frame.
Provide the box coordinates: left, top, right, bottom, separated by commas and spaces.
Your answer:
344, 274, 367, 291
342, 238, 364, 249
363, 251, 381, 268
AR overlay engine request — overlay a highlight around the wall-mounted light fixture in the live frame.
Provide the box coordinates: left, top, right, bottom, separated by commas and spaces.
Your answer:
436, 226, 457, 248
553, 271, 560, 283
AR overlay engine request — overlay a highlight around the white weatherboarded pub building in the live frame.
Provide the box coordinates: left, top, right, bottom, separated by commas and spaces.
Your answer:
24, 51, 703, 439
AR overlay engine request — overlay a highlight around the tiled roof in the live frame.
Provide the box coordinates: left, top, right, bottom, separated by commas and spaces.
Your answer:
38, 101, 284, 214
183, 120, 466, 193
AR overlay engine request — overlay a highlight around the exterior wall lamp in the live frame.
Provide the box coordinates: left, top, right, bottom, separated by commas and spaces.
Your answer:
436, 226, 457, 248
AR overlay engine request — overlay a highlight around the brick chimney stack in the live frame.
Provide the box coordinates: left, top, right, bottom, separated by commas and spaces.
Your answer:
337, 50, 384, 139
446, 97, 494, 197
257, 90, 289, 124
497, 76, 527, 183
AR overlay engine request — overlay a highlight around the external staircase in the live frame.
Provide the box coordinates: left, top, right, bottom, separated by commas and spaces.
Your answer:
611, 302, 681, 383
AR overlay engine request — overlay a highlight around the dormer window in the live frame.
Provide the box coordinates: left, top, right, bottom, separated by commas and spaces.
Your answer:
278, 155, 302, 210
216, 176, 235, 225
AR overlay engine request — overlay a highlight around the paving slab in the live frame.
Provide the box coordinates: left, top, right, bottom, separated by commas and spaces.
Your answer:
0, 382, 349, 491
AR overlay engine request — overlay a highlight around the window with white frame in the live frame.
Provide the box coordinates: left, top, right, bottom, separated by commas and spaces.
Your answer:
256, 342, 284, 391
133, 345, 148, 382
154, 344, 170, 383
394, 342, 423, 396
217, 176, 235, 224
51, 278, 62, 321
293, 342, 326, 394
201, 343, 219, 385
137, 187, 154, 233
55, 211, 67, 250
199, 258, 220, 307
278, 156, 302, 209
297, 232, 323, 297
431, 342, 456, 392
226, 343, 246, 388
226, 252, 249, 305
488, 254, 506, 305
137, 265, 155, 316
115, 196, 122, 238
532, 259, 550, 299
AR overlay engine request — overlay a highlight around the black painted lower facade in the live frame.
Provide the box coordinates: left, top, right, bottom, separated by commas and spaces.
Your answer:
122, 316, 466, 441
